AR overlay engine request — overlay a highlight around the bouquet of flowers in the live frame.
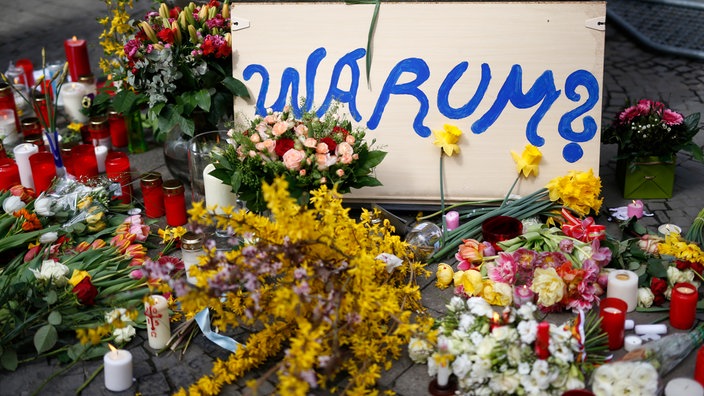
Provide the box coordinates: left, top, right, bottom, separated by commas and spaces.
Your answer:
211, 104, 387, 213
602, 98, 702, 163
111, 1, 249, 140
408, 297, 597, 395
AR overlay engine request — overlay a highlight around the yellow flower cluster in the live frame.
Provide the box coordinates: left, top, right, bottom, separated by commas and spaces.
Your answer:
98, 0, 136, 74
546, 169, 603, 216
452, 269, 513, 306
658, 233, 704, 264
175, 177, 430, 395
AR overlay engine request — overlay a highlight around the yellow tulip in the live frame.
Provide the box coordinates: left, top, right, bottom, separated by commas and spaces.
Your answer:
69, 270, 91, 287
453, 269, 483, 296
432, 124, 463, 156
435, 263, 454, 289
510, 144, 542, 178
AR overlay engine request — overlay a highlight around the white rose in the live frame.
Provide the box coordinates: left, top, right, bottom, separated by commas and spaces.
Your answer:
3, 195, 25, 214
491, 370, 520, 394
638, 287, 655, 308
407, 337, 433, 364
476, 337, 496, 359
39, 231, 58, 245
467, 297, 493, 318
630, 362, 658, 393
113, 325, 136, 344
518, 320, 538, 344
33, 196, 55, 216
31, 259, 69, 286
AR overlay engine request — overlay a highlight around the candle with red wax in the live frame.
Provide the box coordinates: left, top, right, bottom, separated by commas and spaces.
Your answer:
670, 282, 698, 330
0, 83, 21, 133
29, 152, 56, 193
64, 36, 91, 82
696, 346, 704, 387
445, 210, 460, 231
163, 179, 187, 226
108, 110, 128, 148
535, 321, 550, 359
105, 151, 132, 204
140, 172, 165, 218
627, 200, 644, 219
15, 59, 34, 88
71, 144, 98, 179
599, 297, 627, 350
0, 158, 20, 191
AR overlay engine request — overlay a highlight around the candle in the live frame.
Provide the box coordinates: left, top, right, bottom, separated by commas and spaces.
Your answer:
665, 378, 704, 396
89, 116, 111, 149
0, 158, 20, 191
0, 83, 21, 133
436, 362, 451, 387
535, 321, 550, 359
12, 143, 38, 189
696, 346, 704, 387
105, 151, 132, 204
625, 319, 635, 330
627, 200, 644, 219
94, 145, 108, 173
606, 270, 638, 312
108, 110, 128, 148
181, 232, 204, 285
513, 284, 534, 307
670, 282, 698, 330
599, 297, 627, 350
624, 335, 643, 352
445, 210, 460, 231
70, 144, 98, 179
634, 324, 667, 335
64, 36, 91, 82
0, 109, 19, 145
658, 223, 682, 236
29, 152, 56, 194
145, 295, 171, 350
163, 179, 187, 226
59, 82, 88, 123
140, 172, 165, 218
21, 117, 42, 138
103, 344, 133, 392
15, 59, 34, 88
203, 163, 237, 211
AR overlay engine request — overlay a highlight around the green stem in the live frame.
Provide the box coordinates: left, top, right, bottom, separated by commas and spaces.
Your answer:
501, 175, 521, 207
76, 364, 104, 395
440, 151, 446, 246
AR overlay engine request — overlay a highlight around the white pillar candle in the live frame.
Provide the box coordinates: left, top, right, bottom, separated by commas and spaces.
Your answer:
103, 345, 133, 392
203, 163, 238, 211
634, 324, 668, 335
94, 145, 108, 173
0, 109, 18, 145
436, 363, 451, 387
12, 143, 38, 189
625, 319, 635, 330
658, 224, 682, 236
606, 270, 638, 312
665, 378, 704, 396
624, 335, 643, 352
60, 82, 88, 123
144, 295, 171, 350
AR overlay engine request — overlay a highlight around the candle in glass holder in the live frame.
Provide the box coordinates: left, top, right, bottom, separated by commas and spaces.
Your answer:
89, 116, 111, 149
140, 172, 165, 218
29, 152, 56, 193
445, 210, 460, 231
203, 163, 237, 211
145, 295, 171, 350
25, 134, 45, 152
108, 110, 128, 148
94, 145, 108, 173
606, 270, 638, 312
103, 344, 133, 392
20, 117, 42, 138
163, 179, 187, 226
535, 321, 550, 359
70, 143, 98, 179
664, 378, 704, 396
0, 109, 18, 145
64, 36, 91, 82
670, 282, 698, 330
14, 59, 34, 88
12, 143, 38, 189
0, 83, 21, 133
32, 95, 52, 129
0, 158, 20, 190
627, 200, 644, 219
181, 232, 204, 285
105, 151, 132, 204
513, 284, 534, 307
599, 297, 627, 350
60, 82, 88, 123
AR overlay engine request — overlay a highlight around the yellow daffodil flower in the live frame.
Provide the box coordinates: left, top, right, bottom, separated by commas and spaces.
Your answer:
511, 144, 542, 178
432, 124, 463, 156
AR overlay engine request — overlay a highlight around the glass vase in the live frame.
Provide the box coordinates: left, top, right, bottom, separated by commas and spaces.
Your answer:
163, 110, 217, 187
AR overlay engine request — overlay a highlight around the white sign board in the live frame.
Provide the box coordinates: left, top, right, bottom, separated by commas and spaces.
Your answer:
231, 1, 606, 203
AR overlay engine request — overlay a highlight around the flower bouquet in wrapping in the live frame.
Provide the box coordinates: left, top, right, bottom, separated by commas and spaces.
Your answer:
591, 323, 704, 396
211, 103, 387, 213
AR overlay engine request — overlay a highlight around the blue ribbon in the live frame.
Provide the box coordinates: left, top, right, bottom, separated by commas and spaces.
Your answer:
195, 308, 240, 352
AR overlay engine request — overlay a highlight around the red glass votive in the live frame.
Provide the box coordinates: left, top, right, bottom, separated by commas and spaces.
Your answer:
33, 95, 52, 129
29, 152, 56, 193
535, 321, 550, 359
482, 215, 523, 250
141, 172, 165, 218
89, 115, 111, 148
108, 110, 128, 148
15, 59, 34, 87
670, 282, 698, 330
0, 83, 21, 133
21, 117, 42, 138
0, 158, 20, 191
599, 297, 628, 350
105, 151, 132, 204
695, 346, 704, 387
163, 179, 187, 226
71, 144, 98, 179
60, 142, 77, 177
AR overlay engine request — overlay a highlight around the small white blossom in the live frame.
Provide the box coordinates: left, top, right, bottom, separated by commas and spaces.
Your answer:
638, 287, 655, 308
407, 337, 433, 364
113, 325, 136, 344
39, 231, 58, 244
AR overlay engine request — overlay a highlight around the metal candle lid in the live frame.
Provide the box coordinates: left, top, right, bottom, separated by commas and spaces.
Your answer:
181, 232, 204, 251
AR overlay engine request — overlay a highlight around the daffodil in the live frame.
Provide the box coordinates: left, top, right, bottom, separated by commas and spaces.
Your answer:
511, 144, 542, 178
433, 124, 463, 156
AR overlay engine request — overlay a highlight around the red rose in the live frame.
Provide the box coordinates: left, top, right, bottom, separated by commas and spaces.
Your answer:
332, 125, 349, 139
650, 277, 667, 306
675, 260, 690, 271
274, 138, 295, 158
72, 277, 98, 306
320, 137, 337, 153
157, 28, 175, 44
169, 6, 181, 19
691, 261, 704, 275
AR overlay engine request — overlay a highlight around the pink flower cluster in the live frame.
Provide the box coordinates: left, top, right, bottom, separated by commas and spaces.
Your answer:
618, 99, 684, 126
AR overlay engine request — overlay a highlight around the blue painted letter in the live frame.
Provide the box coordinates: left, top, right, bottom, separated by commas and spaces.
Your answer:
438, 61, 492, 119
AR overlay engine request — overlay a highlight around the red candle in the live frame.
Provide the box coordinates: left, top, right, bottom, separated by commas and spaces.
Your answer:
32, 95, 52, 129
71, 144, 98, 179
0, 83, 21, 133
89, 116, 111, 148
141, 172, 165, 218
21, 117, 42, 138
696, 346, 704, 387
61, 144, 76, 177
599, 297, 627, 350
105, 151, 132, 204
29, 152, 56, 193
163, 179, 187, 226
15, 59, 34, 88
0, 158, 20, 191
108, 110, 128, 148
670, 282, 698, 330
64, 36, 91, 82
535, 321, 550, 359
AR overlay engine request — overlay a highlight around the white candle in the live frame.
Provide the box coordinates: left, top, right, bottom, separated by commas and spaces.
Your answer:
634, 324, 668, 335
0, 109, 18, 145
658, 223, 682, 236
606, 270, 638, 312
203, 163, 237, 212
12, 143, 38, 189
436, 363, 451, 387
60, 82, 88, 123
103, 345, 133, 392
665, 378, 704, 396
624, 335, 643, 352
94, 145, 108, 173
625, 319, 635, 330
145, 295, 171, 350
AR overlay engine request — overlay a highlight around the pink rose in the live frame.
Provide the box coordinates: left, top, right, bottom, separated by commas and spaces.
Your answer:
250, 133, 261, 143
282, 149, 305, 170
272, 121, 288, 136
336, 169, 344, 177
263, 139, 276, 153
304, 138, 317, 148
340, 154, 353, 164
335, 142, 354, 157
345, 134, 356, 144
264, 115, 276, 124
316, 153, 337, 170
316, 142, 330, 154
294, 124, 308, 136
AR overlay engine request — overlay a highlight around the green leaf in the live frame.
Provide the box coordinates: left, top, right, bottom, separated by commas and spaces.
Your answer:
1, 348, 17, 371
44, 289, 58, 305
230, 172, 243, 193
47, 310, 62, 326
353, 175, 383, 188
359, 150, 387, 170
646, 259, 669, 278
195, 89, 211, 111
34, 324, 58, 354
221, 76, 250, 98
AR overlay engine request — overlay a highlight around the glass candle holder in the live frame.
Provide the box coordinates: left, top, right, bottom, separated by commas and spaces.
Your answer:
482, 215, 523, 250
0, 157, 20, 191
20, 117, 42, 138
29, 152, 56, 194
88, 115, 111, 149
105, 151, 132, 204
140, 172, 165, 218
0, 83, 21, 132
181, 232, 204, 284
670, 282, 698, 330
108, 110, 128, 148
188, 130, 234, 205
70, 143, 98, 180
599, 297, 628, 350
163, 179, 187, 226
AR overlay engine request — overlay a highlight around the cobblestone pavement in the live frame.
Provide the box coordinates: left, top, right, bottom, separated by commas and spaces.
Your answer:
2, 1, 704, 395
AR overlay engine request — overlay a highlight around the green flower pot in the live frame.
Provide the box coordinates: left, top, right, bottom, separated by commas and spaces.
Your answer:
616, 156, 676, 199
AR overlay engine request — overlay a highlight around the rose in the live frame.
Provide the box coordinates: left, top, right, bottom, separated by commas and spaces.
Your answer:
2, 195, 25, 214
282, 149, 306, 171
72, 277, 98, 306
68, 270, 91, 287
320, 137, 337, 152
481, 280, 513, 306
274, 138, 295, 158
637, 287, 655, 308
650, 277, 667, 305
272, 121, 289, 136
30, 259, 69, 286
531, 267, 566, 307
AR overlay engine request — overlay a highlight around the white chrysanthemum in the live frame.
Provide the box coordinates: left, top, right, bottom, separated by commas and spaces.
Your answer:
469, 331, 485, 346
458, 312, 476, 332
407, 337, 433, 363
531, 359, 556, 390
451, 354, 473, 379
517, 319, 538, 344
476, 337, 497, 359
516, 302, 537, 321
490, 370, 521, 394
506, 344, 524, 366
471, 357, 492, 379
448, 295, 466, 312
467, 297, 493, 318
518, 362, 531, 376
